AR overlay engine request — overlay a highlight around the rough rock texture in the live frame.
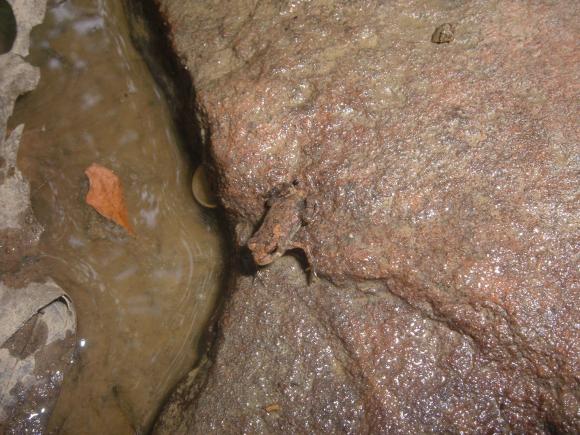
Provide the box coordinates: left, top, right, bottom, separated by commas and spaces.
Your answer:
0, 0, 45, 270
0, 281, 75, 434
153, 0, 579, 433
0, 1, 76, 433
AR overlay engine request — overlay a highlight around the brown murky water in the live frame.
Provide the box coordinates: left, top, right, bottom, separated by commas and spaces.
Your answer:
9, 0, 224, 433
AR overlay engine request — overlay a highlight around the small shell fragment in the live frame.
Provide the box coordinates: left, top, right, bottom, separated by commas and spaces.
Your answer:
264, 403, 281, 413
192, 165, 218, 208
431, 23, 455, 44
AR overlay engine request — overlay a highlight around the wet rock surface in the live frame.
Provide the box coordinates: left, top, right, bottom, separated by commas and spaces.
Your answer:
0, 41, 42, 272
0, 281, 75, 434
153, 0, 579, 432
0, 1, 76, 432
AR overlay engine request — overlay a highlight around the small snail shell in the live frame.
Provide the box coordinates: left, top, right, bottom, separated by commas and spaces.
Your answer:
192, 165, 218, 209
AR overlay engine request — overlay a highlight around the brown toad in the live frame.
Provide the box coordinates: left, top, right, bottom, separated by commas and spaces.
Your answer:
431, 23, 456, 44
247, 183, 306, 266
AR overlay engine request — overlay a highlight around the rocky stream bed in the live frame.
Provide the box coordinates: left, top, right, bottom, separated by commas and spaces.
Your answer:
1, 0, 578, 433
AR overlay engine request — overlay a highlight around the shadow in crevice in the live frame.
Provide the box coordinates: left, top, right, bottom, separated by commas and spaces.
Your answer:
0, 0, 17, 54
121, 0, 236, 429
121, 0, 203, 166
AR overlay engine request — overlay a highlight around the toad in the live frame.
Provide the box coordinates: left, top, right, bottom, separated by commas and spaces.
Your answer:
247, 182, 306, 266
431, 23, 455, 44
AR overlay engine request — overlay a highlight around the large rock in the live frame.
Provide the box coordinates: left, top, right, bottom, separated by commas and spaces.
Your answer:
153, 0, 579, 432
0, 1, 76, 433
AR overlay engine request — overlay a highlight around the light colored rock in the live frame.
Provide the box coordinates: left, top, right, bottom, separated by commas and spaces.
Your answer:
0, 281, 76, 431
0, 125, 32, 230
7, 0, 47, 57
0, 45, 41, 247
0, 1, 76, 432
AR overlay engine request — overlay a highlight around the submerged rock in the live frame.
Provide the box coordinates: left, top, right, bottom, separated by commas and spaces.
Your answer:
153, 0, 579, 432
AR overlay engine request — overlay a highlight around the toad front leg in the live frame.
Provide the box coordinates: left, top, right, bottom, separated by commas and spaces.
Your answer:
247, 186, 306, 266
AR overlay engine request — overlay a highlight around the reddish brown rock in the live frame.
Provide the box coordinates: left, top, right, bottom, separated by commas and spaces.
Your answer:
152, 0, 579, 432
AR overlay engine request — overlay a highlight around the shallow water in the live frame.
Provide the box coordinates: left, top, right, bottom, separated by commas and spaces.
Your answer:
9, 0, 224, 433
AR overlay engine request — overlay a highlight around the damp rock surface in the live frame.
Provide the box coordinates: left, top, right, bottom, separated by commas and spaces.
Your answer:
154, 0, 579, 433
0, 1, 77, 433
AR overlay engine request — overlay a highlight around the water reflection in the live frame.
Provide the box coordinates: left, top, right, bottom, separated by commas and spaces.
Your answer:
10, 0, 223, 433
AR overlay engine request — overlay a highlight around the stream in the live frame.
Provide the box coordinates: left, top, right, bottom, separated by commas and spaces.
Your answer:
9, 0, 224, 433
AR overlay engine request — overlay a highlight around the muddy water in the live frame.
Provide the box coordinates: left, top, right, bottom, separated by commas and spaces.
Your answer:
9, 0, 223, 433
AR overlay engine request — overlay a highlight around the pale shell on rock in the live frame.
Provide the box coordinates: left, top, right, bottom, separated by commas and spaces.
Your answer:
192, 165, 218, 209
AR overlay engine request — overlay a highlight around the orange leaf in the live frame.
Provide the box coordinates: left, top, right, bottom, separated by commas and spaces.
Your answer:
85, 163, 135, 236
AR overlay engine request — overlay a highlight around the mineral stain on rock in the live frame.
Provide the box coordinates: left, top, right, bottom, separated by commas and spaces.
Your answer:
2, 313, 48, 360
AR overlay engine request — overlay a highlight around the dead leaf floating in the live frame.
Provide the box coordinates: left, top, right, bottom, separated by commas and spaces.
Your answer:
85, 163, 135, 236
